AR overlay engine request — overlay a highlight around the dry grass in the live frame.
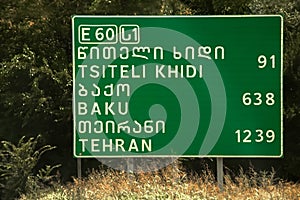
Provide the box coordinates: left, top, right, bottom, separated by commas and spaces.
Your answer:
20, 164, 300, 200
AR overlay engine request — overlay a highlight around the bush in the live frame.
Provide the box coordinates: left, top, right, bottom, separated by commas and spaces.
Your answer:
20, 163, 300, 200
0, 135, 60, 200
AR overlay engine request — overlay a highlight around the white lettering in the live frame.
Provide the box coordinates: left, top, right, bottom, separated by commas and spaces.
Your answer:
105, 102, 115, 115
78, 65, 87, 78
186, 65, 196, 78
90, 65, 100, 78
128, 139, 139, 152
91, 102, 101, 115
102, 139, 113, 152
156, 65, 165, 78
78, 46, 88, 59
115, 139, 125, 152
173, 46, 182, 59
79, 139, 88, 152
91, 139, 100, 152
81, 27, 90, 41
78, 84, 88, 97
78, 102, 87, 115
142, 139, 152, 152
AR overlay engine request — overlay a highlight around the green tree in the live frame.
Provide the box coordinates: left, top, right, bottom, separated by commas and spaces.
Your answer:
0, 135, 59, 199
89, 0, 189, 15
0, 0, 91, 180
180, 0, 251, 14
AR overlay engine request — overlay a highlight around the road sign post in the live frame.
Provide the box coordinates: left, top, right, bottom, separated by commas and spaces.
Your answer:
217, 157, 224, 191
72, 15, 283, 158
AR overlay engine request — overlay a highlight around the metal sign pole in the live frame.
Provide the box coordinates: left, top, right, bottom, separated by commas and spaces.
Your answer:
127, 157, 134, 180
77, 158, 82, 178
217, 157, 224, 191
127, 157, 133, 173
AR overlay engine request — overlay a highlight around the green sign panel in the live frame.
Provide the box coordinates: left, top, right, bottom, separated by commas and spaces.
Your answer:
72, 15, 283, 158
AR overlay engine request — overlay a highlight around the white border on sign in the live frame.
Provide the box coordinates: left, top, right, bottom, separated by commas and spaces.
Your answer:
71, 15, 284, 158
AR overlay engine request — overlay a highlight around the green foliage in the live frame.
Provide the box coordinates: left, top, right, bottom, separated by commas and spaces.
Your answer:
89, 0, 188, 15
0, 46, 72, 140
180, 0, 251, 14
0, 0, 74, 136
89, 0, 152, 15
0, 135, 60, 200
0, 0, 81, 181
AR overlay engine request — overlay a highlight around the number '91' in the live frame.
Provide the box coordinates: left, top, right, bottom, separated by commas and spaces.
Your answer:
258, 55, 276, 69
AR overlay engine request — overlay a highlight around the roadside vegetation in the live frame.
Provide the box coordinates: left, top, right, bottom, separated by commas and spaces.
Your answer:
20, 164, 300, 200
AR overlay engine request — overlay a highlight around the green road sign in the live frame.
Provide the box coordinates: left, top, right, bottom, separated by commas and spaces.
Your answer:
72, 15, 283, 158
